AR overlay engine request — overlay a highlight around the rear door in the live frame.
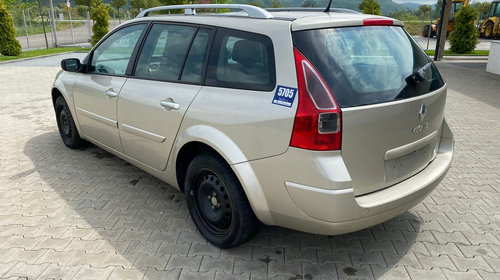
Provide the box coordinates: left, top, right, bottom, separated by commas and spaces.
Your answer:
117, 24, 213, 170
73, 24, 146, 152
294, 25, 446, 195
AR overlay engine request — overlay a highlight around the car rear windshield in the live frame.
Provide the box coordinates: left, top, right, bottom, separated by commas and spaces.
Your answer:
293, 26, 445, 108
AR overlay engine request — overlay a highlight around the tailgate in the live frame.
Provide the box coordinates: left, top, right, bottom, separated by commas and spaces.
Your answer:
342, 87, 446, 195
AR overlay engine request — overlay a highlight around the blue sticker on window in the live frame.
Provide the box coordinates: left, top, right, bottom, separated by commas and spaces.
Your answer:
272, 85, 297, 108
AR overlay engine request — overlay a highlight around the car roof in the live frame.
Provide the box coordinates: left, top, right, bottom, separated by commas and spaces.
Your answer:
128, 6, 403, 33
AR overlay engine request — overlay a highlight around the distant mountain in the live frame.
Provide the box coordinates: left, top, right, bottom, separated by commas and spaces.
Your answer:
46, 0, 418, 16
232, 0, 418, 15
402, 2, 422, 10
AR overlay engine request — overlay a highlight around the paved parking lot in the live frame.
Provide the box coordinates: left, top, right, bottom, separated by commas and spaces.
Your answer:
0, 55, 499, 279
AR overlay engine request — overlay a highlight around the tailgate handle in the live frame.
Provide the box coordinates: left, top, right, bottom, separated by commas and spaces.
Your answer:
385, 130, 438, 161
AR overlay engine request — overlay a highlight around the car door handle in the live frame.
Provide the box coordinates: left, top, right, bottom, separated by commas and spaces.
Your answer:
104, 90, 118, 98
160, 100, 180, 110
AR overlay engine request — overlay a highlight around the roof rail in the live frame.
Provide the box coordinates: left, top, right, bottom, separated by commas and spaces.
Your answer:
266, 7, 360, 14
136, 4, 274, 19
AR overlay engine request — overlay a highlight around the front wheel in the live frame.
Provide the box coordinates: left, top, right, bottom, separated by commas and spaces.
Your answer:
184, 153, 259, 248
55, 96, 85, 149
484, 22, 494, 39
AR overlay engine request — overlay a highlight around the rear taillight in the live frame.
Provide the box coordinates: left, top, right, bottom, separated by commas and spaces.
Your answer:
290, 48, 341, 151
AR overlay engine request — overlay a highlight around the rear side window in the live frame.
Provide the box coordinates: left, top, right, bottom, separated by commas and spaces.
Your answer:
181, 28, 212, 83
135, 24, 197, 81
206, 28, 276, 91
293, 26, 445, 108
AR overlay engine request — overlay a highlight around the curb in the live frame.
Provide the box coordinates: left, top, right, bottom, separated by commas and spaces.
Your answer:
441, 55, 489, 61
0, 50, 88, 65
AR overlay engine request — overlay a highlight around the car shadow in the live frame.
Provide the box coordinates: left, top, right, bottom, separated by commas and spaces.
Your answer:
24, 131, 422, 279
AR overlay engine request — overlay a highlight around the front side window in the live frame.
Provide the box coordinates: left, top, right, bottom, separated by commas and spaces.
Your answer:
134, 24, 197, 81
206, 28, 276, 91
89, 24, 146, 75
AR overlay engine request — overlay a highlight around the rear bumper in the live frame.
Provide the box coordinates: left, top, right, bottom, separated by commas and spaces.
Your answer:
234, 120, 453, 235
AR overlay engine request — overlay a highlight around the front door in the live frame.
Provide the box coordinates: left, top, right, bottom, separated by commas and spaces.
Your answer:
73, 24, 146, 152
118, 24, 213, 170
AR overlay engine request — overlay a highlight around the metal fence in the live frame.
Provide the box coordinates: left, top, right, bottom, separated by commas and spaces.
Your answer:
12, 7, 128, 50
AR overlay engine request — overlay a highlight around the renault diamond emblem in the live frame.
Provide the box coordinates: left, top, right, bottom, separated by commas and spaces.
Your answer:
419, 104, 427, 121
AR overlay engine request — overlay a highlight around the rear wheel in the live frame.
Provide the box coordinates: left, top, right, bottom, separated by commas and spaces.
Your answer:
484, 22, 494, 39
55, 96, 85, 149
184, 153, 258, 248
422, 25, 434, 38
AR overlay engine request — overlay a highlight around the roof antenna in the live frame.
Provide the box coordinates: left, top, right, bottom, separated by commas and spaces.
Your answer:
324, 0, 333, 12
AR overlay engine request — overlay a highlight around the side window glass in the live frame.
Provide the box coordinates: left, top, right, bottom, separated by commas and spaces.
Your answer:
181, 28, 212, 83
135, 24, 197, 81
89, 24, 145, 75
206, 28, 276, 91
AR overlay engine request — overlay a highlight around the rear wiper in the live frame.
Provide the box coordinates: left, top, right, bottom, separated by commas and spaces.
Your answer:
405, 62, 431, 87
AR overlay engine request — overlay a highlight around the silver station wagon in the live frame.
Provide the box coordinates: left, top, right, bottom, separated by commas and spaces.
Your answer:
52, 4, 454, 248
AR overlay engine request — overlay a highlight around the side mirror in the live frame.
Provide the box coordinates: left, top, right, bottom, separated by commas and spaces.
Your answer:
61, 58, 81, 72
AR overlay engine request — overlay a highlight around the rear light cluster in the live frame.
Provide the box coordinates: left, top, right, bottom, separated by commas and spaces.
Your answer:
290, 48, 341, 151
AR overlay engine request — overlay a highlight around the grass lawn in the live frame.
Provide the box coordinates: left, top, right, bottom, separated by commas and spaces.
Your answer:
16, 21, 85, 37
424, 50, 490, 56
403, 21, 426, 36
0, 47, 90, 62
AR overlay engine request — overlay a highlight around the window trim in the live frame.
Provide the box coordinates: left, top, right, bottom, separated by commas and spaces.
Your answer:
83, 22, 150, 77
205, 27, 277, 92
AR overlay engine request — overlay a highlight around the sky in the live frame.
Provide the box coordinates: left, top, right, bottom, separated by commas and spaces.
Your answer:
393, 0, 494, 4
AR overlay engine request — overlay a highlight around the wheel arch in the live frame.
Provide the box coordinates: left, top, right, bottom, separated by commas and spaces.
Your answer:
482, 20, 495, 34
51, 87, 63, 106
171, 126, 273, 225
51, 86, 83, 137
175, 141, 223, 193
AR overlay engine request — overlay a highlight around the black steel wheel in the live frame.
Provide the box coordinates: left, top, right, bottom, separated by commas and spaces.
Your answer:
55, 96, 85, 149
184, 153, 259, 248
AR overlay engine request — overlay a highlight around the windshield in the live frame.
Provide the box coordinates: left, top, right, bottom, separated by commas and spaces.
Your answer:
293, 26, 445, 108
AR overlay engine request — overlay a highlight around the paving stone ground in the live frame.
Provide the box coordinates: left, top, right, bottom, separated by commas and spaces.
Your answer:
0, 56, 499, 279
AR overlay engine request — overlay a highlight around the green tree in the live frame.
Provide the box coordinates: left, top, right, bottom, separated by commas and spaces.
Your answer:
301, 0, 315, 8
433, 0, 443, 19
358, 0, 381, 16
419, 5, 431, 23
90, 0, 109, 45
477, 2, 492, 21
76, 0, 91, 11
0, 0, 22, 56
272, 0, 280, 8
449, 5, 478, 54
130, 0, 146, 14
110, 0, 126, 23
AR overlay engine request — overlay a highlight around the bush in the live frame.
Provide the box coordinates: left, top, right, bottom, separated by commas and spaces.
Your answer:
449, 6, 478, 54
90, 0, 109, 46
0, 1, 22, 56
358, 0, 381, 16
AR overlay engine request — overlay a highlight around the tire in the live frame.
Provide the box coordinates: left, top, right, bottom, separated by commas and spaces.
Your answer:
55, 96, 85, 149
184, 153, 259, 248
484, 22, 494, 39
422, 25, 432, 37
